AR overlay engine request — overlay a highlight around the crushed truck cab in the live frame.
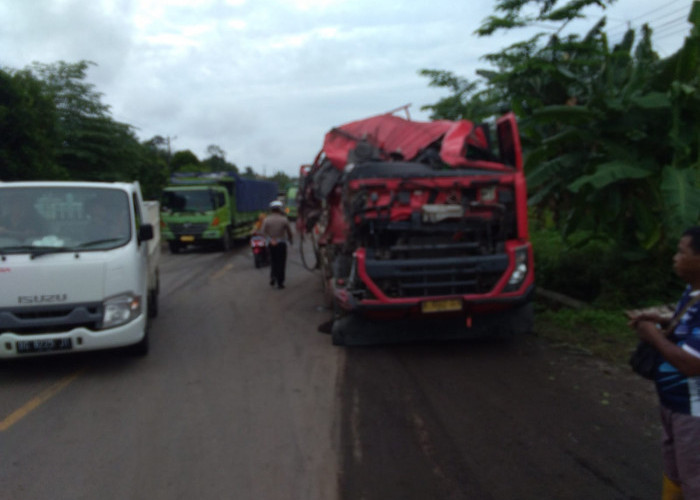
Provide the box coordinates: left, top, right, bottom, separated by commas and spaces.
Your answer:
0, 181, 160, 358
298, 112, 534, 345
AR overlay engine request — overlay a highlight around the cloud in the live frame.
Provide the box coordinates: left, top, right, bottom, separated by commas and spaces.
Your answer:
0, 0, 694, 176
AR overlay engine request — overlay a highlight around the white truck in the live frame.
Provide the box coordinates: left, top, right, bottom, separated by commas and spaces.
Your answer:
0, 181, 160, 357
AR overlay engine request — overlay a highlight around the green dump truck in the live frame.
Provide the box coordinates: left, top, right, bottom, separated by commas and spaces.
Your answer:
160, 171, 278, 253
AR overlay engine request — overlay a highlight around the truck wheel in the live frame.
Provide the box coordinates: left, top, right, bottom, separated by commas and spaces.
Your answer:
333, 255, 352, 279
331, 297, 346, 346
221, 229, 232, 252
169, 241, 181, 254
331, 323, 345, 346
148, 288, 159, 318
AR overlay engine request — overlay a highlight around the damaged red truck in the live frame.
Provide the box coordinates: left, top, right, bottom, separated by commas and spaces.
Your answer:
297, 111, 534, 345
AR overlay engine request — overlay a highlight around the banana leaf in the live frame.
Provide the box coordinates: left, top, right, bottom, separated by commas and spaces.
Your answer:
661, 166, 700, 234
630, 92, 671, 110
532, 105, 599, 124
568, 161, 652, 192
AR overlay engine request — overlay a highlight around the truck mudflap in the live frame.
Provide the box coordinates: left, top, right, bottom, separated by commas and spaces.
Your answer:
330, 300, 534, 346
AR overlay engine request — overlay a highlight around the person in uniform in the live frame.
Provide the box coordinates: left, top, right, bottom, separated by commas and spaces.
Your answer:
260, 200, 294, 289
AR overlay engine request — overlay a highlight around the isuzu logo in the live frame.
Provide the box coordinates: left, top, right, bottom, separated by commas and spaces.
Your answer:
18, 294, 68, 304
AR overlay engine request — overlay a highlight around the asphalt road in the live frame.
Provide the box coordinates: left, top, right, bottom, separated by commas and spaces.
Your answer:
1, 239, 663, 500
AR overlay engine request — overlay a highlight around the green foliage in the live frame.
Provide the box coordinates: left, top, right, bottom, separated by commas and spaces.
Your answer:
531, 223, 682, 307
474, 0, 616, 37
533, 306, 636, 364
419, 70, 497, 122
171, 149, 202, 172
0, 60, 281, 200
201, 144, 237, 173
421, 0, 700, 280
0, 61, 169, 197
30, 61, 131, 180
0, 68, 63, 180
269, 170, 291, 192
135, 140, 169, 200
536, 308, 627, 338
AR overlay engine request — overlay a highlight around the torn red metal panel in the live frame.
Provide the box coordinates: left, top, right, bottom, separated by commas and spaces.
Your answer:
322, 113, 487, 170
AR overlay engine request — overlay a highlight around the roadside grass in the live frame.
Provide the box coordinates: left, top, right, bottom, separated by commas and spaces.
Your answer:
528, 222, 682, 367
533, 302, 637, 366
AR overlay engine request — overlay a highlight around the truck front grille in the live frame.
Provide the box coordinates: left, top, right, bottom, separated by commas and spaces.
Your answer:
364, 254, 508, 298
0, 303, 103, 335
168, 222, 209, 235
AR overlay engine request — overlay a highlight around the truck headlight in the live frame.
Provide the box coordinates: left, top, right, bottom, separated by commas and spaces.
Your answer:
102, 294, 142, 329
505, 247, 529, 291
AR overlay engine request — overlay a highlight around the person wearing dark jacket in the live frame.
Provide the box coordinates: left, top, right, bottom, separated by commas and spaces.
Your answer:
260, 200, 294, 289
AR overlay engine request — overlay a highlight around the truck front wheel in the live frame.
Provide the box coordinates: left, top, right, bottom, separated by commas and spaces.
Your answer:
331, 297, 347, 346
169, 241, 181, 254
221, 229, 232, 252
148, 289, 159, 318
331, 322, 345, 346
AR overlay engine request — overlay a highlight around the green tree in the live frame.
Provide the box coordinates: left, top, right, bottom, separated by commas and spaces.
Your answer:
269, 170, 291, 192
419, 70, 495, 122
0, 68, 63, 180
202, 144, 237, 173
421, 0, 700, 257
7, 61, 170, 195
136, 138, 169, 199
144, 136, 174, 172
29, 60, 135, 180
171, 149, 201, 172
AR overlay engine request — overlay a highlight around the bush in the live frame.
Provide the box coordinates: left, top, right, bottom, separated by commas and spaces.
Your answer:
533, 306, 636, 364
530, 226, 682, 309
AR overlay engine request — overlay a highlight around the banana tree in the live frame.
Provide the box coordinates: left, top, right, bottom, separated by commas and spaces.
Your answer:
534, 5, 700, 253
421, 0, 700, 256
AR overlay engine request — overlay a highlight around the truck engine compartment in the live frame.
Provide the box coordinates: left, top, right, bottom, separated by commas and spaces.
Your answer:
337, 161, 520, 298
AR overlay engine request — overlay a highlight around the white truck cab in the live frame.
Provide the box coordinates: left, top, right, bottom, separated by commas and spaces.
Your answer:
0, 181, 160, 357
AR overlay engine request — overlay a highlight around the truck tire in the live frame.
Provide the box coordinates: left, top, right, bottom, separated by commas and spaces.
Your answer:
148, 288, 159, 318
221, 229, 232, 252
332, 255, 352, 279
169, 241, 181, 254
331, 297, 346, 346
331, 322, 345, 346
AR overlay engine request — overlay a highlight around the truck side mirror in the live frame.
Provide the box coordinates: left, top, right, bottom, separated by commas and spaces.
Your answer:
138, 223, 154, 243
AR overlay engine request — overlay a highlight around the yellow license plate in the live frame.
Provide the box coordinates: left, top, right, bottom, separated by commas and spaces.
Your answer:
421, 299, 463, 313
180, 235, 195, 242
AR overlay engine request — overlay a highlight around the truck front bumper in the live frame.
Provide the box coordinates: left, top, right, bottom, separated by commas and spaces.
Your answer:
0, 314, 147, 358
336, 283, 535, 319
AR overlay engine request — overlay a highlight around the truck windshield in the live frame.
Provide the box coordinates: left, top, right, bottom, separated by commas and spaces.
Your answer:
161, 189, 216, 212
0, 187, 131, 253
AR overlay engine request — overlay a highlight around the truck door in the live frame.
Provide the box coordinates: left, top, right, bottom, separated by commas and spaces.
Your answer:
496, 113, 523, 171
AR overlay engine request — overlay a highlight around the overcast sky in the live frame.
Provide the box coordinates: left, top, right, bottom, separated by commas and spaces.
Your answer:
1, 0, 695, 177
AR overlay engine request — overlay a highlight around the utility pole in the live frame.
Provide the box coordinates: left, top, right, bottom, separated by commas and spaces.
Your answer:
166, 135, 177, 173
